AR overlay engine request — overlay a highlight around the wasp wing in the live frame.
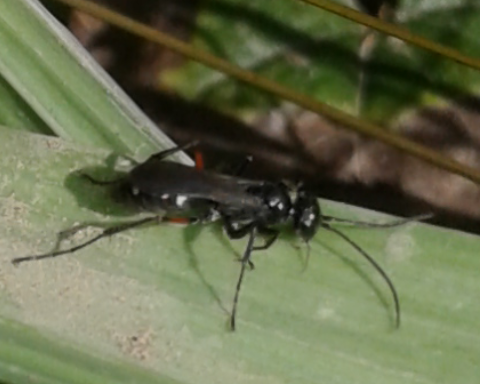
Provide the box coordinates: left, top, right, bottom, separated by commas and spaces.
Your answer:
128, 160, 267, 216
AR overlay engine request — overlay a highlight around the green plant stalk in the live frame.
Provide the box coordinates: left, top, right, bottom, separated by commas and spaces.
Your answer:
298, 0, 480, 71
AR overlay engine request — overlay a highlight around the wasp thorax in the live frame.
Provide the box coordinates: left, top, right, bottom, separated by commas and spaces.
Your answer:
247, 182, 291, 226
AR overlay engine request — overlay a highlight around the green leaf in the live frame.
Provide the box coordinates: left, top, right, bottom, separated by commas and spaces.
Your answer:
362, 1, 480, 120
1, 127, 479, 384
165, 0, 360, 113
0, 0, 189, 162
165, 0, 480, 120
0, 318, 181, 384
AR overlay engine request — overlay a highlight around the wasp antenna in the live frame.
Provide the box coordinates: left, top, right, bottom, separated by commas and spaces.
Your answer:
12, 217, 159, 266
231, 156, 253, 177
12, 234, 106, 265
230, 228, 257, 331
148, 140, 200, 163
322, 213, 433, 229
322, 223, 400, 329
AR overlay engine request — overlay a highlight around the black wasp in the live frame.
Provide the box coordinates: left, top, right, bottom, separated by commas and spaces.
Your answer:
12, 142, 429, 330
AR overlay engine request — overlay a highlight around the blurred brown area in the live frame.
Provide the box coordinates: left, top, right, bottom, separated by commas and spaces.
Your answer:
45, 0, 480, 233
62, 0, 200, 87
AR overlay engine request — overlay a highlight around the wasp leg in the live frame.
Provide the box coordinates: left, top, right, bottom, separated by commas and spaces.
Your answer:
164, 217, 199, 225
223, 219, 255, 267
223, 219, 254, 239
194, 150, 205, 170
321, 213, 432, 228
12, 216, 160, 265
253, 227, 279, 251
230, 226, 257, 331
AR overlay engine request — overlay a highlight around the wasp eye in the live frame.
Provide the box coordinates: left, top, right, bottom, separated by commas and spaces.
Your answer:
297, 207, 319, 241
304, 212, 317, 227
293, 189, 320, 241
